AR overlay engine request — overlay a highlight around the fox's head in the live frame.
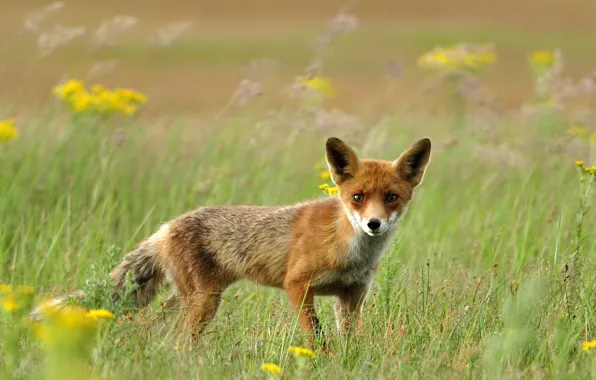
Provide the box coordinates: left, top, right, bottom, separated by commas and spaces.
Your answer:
325, 137, 431, 237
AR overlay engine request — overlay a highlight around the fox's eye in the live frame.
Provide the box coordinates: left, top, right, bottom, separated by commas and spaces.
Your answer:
386, 193, 398, 203
353, 194, 364, 202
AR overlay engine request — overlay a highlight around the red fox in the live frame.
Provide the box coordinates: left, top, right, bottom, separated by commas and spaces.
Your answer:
37, 137, 432, 347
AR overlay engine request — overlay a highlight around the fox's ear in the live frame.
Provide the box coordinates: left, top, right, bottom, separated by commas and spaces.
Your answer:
325, 137, 362, 185
393, 138, 431, 187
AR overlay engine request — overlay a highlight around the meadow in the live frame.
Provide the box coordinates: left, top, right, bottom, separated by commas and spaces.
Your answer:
2, 1, 596, 379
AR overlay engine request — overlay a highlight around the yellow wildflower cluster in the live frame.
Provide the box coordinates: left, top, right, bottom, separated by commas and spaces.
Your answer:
319, 183, 338, 196
0, 284, 10, 293
32, 303, 114, 347
261, 346, 317, 376
575, 160, 596, 182
0, 119, 18, 142
417, 43, 496, 73
53, 79, 147, 116
288, 345, 316, 359
1, 283, 114, 344
527, 49, 558, 104
297, 75, 336, 97
261, 363, 283, 376
259, 345, 314, 377
583, 340, 596, 351
316, 162, 338, 196
1, 284, 115, 379
1, 283, 35, 313
529, 50, 555, 66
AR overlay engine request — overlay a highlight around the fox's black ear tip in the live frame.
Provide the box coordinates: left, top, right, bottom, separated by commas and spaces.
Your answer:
417, 137, 431, 149
326, 137, 344, 147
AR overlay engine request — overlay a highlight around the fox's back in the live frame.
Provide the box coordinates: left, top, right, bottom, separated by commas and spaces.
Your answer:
165, 203, 304, 287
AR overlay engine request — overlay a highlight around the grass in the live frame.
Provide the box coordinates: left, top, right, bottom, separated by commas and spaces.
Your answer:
2, 100, 596, 379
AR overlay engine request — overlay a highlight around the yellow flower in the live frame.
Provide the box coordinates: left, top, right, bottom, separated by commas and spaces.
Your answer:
2, 293, 18, 312
298, 76, 335, 97
326, 186, 339, 196
314, 163, 323, 170
53, 79, 85, 100
261, 363, 283, 376
37, 304, 102, 329
31, 322, 50, 342
94, 90, 121, 113
58, 307, 98, 329
133, 93, 148, 104
0, 284, 11, 294
319, 171, 331, 180
417, 44, 496, 72
53, 81, 147, 116
93, 89, 141, 115
121, 105, 137, 116
417, 51, 446, 69
434, 52, 452, 66
568, 125, 590, 137
116, 88, 148, 104
529, 50, 554, 66
583, 340, 596, 351
31, 322, 79, 346
0, 119, 18, 142
288, 345, 316, 359
70, 91, 95, 113
575, 160, 584, 167
319, 183, 338, 196
85, 309, 115, 320
32, 304, 109, 349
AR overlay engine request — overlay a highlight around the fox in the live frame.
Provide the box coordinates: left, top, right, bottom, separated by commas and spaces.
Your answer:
35, 137, 432, 348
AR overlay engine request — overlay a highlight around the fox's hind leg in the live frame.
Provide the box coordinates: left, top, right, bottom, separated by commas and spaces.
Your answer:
181, 288, 224, 340
166, 259, 228, 341
164, 224, 230, 341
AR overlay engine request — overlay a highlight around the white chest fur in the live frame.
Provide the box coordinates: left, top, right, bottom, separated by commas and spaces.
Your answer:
312, 229, 395, 288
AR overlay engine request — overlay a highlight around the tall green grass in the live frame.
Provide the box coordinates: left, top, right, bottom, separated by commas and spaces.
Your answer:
2, 109, 596, 379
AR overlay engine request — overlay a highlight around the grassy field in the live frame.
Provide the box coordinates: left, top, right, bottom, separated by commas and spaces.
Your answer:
2, 1, 596, 379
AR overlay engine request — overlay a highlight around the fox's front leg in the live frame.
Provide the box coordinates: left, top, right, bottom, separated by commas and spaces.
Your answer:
285, 280, 326, 349
334, 284, 369, 334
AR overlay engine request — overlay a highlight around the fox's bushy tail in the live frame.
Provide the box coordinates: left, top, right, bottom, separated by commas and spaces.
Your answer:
31, 225, 169, 320
109, 233, 166, 308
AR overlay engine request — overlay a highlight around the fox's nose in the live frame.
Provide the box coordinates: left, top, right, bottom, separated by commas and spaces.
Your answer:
367, 219, 381, 231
